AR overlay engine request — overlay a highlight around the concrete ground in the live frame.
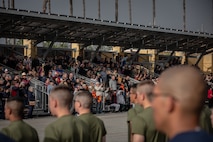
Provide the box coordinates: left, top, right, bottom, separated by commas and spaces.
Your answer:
0, 112, 128, 142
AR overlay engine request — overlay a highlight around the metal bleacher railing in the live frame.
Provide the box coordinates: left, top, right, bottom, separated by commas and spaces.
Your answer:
30, 78, 48, 112
0, 63, 21, 74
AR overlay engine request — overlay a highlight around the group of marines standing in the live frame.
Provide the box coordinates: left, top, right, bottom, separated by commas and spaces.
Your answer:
0, 86, 106, 142
127, 65, 213, 142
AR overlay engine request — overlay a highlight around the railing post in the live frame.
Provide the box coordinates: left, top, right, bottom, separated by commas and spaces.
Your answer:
34, 82, 38, 109
102, 93, 105, 112
41, 84, 45, 110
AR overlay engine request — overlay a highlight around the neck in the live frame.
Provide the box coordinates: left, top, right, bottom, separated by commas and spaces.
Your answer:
142, 101, 151, 109
78, 109, 90, 115
56, 109, 71, 118
10, 116, 22, 122
166, 114, 199, 139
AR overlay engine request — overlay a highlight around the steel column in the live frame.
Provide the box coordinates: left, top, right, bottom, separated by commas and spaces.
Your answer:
70, 0, 73, 16
195, 51, 206, 66
98, 0, 101, 19
115, 0, 118, 22
129, 0, 132, 24
153, 0, 156, 26
183, 0, 186, 30
42, 36, 57, 59
83, 0, 86, 18
130, 40, 144, 63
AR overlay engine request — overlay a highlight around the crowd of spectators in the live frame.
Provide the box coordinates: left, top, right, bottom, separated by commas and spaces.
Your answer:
0, 52, 212, 117
0, 66, 34, 118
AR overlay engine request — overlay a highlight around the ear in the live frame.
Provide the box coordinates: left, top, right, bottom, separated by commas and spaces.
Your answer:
137, 93, 145, 101
53, 99, 58, 108
137, 94, 143, 102
8, 108, 12, 115
166, 97, 175, 113
77, 101, 82, 108
134, 94, 137, 99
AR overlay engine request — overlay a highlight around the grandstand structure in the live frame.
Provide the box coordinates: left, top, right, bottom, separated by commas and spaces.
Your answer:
0, 6, 213, 71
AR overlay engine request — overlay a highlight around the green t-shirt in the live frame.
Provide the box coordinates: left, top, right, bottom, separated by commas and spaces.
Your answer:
127, 104, 143, 122
132, 107, 166, 142
199, 105, 213, 134
79, 113, 107, 142
1, 120, 39, 142
127, 104, 143, 142
44, 115, 90, 142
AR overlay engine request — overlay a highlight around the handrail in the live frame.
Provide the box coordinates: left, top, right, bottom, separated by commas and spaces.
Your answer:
63, 69, 95, 85
30, 78, 46, 86
0, 63, 21, 74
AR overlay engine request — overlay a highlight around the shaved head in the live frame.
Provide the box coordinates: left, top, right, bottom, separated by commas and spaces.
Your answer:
158, 65, 206, 114
6, 97, 24, 118
50, 85, 73, 108
137, 80, 155, 102
75, 91, 93, 109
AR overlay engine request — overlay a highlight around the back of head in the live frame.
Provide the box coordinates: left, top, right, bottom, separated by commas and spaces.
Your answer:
6, 97, 24, 118
50, 85, 73, 108
130, 83, 137, 94
159, 65, 206, 115
137, 80, 155, 102
75, 91, 93, 109
129, 83, 139, 104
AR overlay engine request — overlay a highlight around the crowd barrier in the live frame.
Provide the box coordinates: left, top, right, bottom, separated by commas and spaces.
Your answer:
30, 78, 48, 112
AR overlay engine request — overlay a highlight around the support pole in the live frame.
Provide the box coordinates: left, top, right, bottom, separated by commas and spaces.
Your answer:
98, 0, 101, 19
152, 0, 156, 26
195, 51, 205, 66
115, 0, 118, 22
8, 0, 10, 8
130, 41, 144, 63
48, 0, 51, 13
185, 52, 189, 64
70, 0, 73, 16
2, 0, 5, 8
128, 0, 132, 24
43, 38, 57, 59
11, 0, 14, 8
83, 0, 86, 18
91, 44, 102, 62
183, 0, 186, 30
167, 51, 175, 62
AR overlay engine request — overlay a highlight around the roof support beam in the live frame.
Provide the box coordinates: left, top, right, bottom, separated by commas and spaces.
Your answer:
204, 48, 213, 55
91, 38, 104, 62
185, 52, 189, 64
168, 51, 175, 60
130, 40, 144, 64
42, 36, 58, 59
195, 50, 206, 66
32, 40, 42, 47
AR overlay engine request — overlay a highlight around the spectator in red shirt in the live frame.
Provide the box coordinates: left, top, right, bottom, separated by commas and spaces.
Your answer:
208, 86, 213, 108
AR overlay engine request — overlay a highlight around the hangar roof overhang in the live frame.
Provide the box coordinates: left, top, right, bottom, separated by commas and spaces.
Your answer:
0, 7, 213, 54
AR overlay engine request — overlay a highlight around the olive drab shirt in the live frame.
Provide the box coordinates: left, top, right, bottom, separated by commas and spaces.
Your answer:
199, 105, 213, 134
127, 104, 143, 122
1, 120, 39, 142
132, 107, 166, 142
43, 115, 90, 142
79, 113, 107, 142
127, 104, 143, 142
